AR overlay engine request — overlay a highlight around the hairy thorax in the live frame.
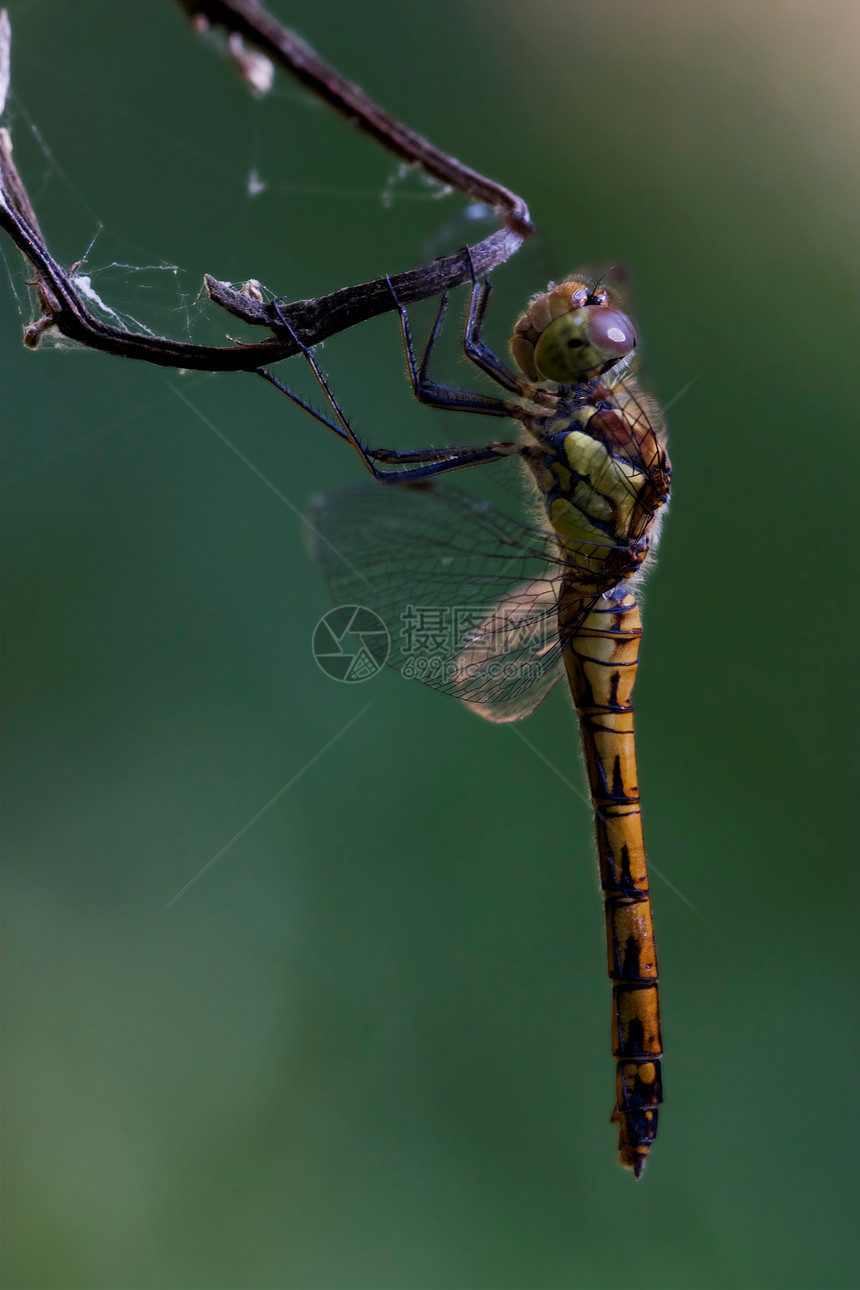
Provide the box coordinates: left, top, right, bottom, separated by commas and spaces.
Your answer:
522, 380, 670, 590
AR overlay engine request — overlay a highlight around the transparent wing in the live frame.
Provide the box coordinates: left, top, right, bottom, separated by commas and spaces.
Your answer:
609, 369, 669, 466
305, 481, 602, 722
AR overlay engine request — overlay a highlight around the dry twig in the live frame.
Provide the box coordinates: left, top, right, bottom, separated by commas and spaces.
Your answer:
0, 0, 532, 372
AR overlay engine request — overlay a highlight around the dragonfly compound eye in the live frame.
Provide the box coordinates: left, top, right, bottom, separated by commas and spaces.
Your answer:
532, 306, 637, 383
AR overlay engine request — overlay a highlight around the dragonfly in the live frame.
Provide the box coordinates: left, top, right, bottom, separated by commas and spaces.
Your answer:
263, 266, 671, 1177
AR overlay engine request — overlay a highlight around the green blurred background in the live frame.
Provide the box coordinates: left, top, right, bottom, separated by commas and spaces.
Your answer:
3, 2, 858, 1287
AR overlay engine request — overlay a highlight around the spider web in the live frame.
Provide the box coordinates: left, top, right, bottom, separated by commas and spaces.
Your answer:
0, 60, 474, 362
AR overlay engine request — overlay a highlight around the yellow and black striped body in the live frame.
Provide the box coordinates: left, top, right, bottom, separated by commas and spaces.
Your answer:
562, 589, 662, 1178
514, 285, 671, 1176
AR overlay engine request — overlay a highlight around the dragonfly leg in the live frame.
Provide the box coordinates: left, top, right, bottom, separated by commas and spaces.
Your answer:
257, 366, 349, 442
261, 300, 526, 483
367, 439, 525, 479
460, 266, 554, 407
263, 298, 404, 479
387, 277, 524, 421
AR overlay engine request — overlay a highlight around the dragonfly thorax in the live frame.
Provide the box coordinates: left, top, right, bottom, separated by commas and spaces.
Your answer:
522, 372, 670, 589
510, 276, 637, 385
530, 420, 650, 578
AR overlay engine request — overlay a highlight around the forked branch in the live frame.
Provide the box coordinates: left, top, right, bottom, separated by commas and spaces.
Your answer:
0, 1, 532, 372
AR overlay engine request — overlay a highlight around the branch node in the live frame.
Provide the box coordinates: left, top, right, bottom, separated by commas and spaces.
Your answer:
205, 274, 272, 326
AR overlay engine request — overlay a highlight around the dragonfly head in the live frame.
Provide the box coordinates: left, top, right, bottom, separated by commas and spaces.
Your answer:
510, 276, 637, 385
